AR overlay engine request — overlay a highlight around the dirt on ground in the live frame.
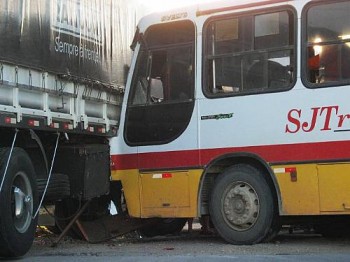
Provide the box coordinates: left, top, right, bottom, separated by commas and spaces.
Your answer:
28, 222, 350, 258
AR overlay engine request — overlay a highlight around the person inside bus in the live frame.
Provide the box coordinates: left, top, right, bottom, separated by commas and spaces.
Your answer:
308, 46, 320, 83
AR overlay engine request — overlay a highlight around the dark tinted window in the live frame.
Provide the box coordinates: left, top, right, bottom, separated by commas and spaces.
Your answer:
125, 20, 195, 146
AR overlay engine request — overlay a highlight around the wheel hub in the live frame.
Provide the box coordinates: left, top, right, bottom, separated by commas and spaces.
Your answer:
223, 182, 259, 231
14, 187, 25, 218
12, 172, 33, 233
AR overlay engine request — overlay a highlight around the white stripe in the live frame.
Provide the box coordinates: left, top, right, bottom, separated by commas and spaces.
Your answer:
274, 168, 285, 174
152, 174, 162, 179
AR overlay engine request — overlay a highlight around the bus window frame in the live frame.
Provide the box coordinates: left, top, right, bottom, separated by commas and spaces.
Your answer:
301, 0, 350, 89
124, 19, 196, 147
202, 5, 298, 99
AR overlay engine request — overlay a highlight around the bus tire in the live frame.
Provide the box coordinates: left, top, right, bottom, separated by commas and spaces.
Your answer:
0, 147, 38, 258
209, 164, 275, 245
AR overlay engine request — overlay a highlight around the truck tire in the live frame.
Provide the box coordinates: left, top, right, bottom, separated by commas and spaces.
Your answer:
139, 218, 187, 237
209, 164, 276, 245
37, 173, 70, 202
0, 147, 38, 258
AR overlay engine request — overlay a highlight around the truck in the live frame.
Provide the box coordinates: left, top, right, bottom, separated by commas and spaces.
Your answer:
0, 0, 143, 257
3, 0, 350, 258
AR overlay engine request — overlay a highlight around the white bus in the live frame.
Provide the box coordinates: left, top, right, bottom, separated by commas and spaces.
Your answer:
110, 0, 350, 244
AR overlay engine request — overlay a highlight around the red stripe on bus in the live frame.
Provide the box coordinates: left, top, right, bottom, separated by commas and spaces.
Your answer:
111, 140, 350, 170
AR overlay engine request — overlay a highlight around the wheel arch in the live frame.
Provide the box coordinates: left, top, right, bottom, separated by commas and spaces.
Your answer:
0, 128, 48, 180
198, 152, 282, 216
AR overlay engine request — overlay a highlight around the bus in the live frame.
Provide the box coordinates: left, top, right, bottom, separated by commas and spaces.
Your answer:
110, 0, 350, 244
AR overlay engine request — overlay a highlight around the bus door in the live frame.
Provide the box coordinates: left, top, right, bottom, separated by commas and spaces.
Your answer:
124, 20, 198, 217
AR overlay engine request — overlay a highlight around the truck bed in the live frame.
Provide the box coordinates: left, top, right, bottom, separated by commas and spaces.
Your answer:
0, 62, 123, 136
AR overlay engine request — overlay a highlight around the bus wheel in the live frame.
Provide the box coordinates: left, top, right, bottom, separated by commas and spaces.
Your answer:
0, 148, 38, 258
209, 164, 275, 245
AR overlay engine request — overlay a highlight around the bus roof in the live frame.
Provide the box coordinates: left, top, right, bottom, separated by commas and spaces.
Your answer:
197, 0, 293, 16
137, 0, 296, 32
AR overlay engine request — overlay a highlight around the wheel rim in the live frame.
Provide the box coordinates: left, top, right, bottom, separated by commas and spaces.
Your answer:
11, 171, 33, 233
222, 181, 259, 231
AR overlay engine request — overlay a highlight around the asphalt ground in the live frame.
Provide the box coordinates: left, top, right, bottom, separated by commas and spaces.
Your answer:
20, 222, 350, 261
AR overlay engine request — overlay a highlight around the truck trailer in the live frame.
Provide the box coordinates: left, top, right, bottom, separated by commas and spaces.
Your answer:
0, 0, 141, 257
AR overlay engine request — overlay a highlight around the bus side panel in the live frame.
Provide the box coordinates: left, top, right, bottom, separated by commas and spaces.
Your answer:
274, 163, 350, 215
273, 164, 320, 215
317, 163, 350, 213
139, 169, 202, 218
112, 169, 141, 217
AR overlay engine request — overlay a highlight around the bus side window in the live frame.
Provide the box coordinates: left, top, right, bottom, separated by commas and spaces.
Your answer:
205, 9, 295, 96
305, 1, 350, 86
125, 20, 195, 146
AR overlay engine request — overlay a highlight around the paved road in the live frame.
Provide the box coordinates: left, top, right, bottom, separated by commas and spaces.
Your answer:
21, 225, 350, 262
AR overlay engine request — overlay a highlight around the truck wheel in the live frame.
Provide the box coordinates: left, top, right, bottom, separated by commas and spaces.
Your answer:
139, 218, 187, 237
37, 173, 70, 202
0, 148, 38, 258
209, 164, 275, 245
